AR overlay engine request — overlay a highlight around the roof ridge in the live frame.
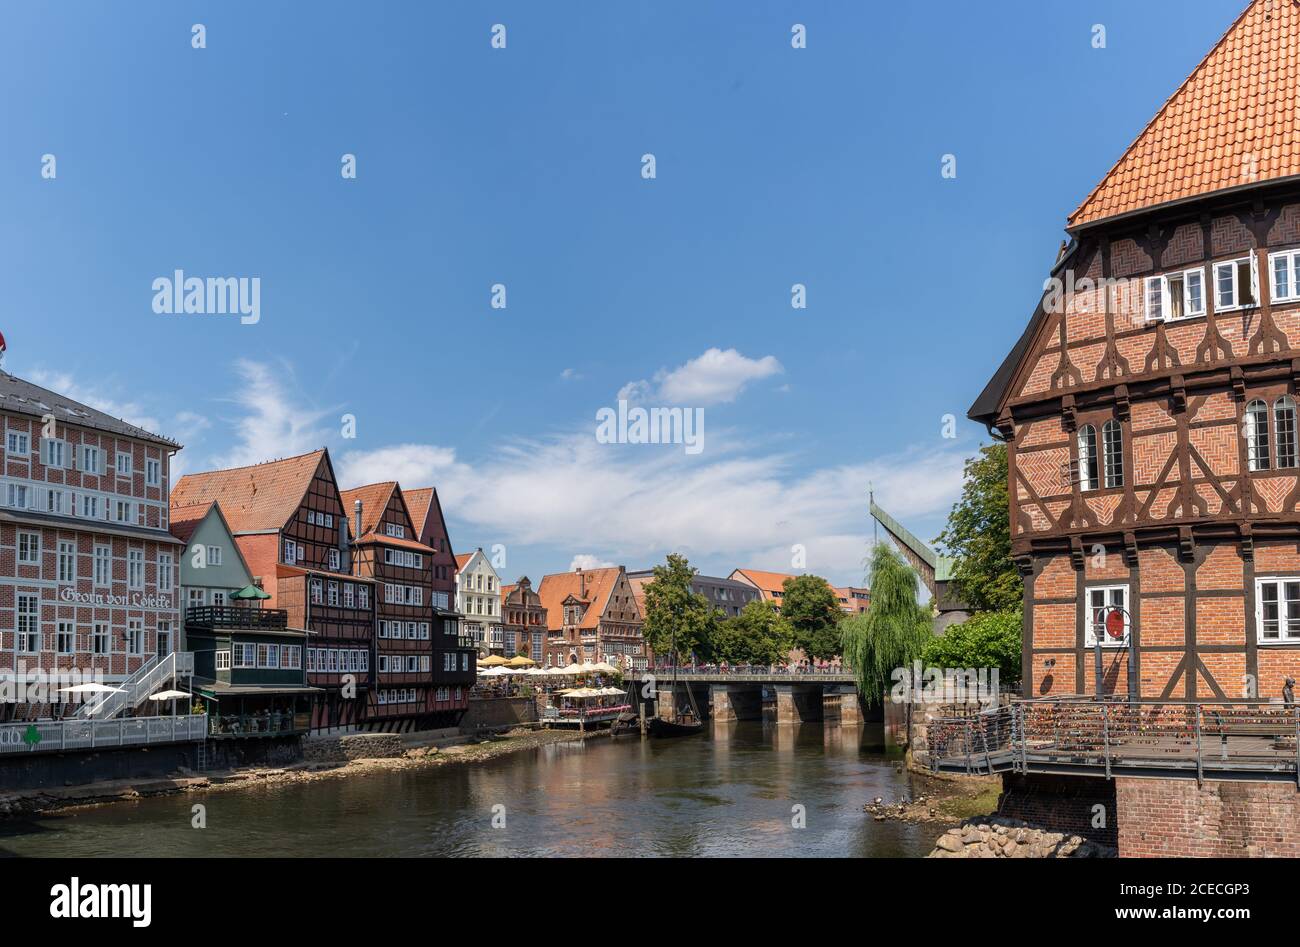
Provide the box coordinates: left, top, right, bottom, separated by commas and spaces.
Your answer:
176, 448, 325, 481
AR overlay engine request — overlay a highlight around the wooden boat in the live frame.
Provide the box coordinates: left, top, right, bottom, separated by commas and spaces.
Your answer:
646, 715, 704, 738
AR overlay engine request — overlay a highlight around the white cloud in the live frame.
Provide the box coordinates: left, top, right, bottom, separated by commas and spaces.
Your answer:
202, 358, 969, 587
569, 554, 616, 571
622, 347, 783, 406
337, 429, 966, 587
560, 368, 581, 381
336, 443, 463, 491
215, 359, 333, 468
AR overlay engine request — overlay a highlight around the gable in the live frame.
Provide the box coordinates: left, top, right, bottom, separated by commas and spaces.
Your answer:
1070, 0, 1300, 230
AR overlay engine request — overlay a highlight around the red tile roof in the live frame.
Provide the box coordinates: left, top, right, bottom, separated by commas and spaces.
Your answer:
454, 552, 474, 571
339, 482, 397, 537
537, 567, 624, 631
171, 450, 326, 535
729, 568, 798, 598
168, 501, 213, 546
404, 487, 435, 533
1070, 0, 1300, 228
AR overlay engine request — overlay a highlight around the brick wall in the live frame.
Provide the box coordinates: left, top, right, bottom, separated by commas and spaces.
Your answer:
1117, 776, 1300, 857
998, 773, 1118, 847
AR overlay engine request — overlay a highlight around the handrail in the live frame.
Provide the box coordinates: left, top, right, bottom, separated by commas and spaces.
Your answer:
75, 652, 195, 719
0, 714, 207, 755
928, 697, 1300, 777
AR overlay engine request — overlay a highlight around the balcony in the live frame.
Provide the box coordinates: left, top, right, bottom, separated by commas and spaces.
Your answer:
0, 714, 208, 756
928, 697, 1300, 782
186, 606, 289, 630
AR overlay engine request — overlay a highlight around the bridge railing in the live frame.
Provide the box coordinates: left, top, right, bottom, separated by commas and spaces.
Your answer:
928, 698, 1300, 780
641, 665, 851, 678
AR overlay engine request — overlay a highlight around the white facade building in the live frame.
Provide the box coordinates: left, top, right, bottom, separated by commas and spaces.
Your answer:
454, 547, 503, 656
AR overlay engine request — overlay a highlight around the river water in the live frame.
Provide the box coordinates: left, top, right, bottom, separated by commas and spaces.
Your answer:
0, 722, 945, 857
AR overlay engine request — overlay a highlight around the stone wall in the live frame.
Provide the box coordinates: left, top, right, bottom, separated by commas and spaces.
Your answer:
458, 696, 537, 733
1116, 776, 1300, 857
930, 815, 1116, 858
302, 732, 404, 762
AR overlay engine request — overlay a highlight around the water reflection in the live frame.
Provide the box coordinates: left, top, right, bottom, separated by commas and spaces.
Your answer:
0, 721, 943, 858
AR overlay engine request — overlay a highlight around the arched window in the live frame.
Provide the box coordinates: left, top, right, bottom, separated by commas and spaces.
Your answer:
1245, 399, 1271, 471
1276, 396, 1298, 469
1077, 424, 1099, 491
1102, 420, 1124, 488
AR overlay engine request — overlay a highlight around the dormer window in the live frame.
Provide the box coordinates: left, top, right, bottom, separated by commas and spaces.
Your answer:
1144, 268, 1204, 321
1214, 256, 1257, 311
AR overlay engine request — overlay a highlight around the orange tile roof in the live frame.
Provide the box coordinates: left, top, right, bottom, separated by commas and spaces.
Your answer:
404, 487, 435, 533
730, 568, 798, 597
355, 532, 434, 553
1070, 0, 1300, 229
537, 567, 623, 631
168, 501, 212, 546
454, 552, 474, 571
339, 482, 397, 537
171, 450, 325, 535
627, 575, 651, 616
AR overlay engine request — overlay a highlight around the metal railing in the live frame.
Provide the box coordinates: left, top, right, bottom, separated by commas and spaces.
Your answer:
0, 714, 208, 755
928, 698, 1300, 782
75, 651, 195, 719
186, 605, 288, 629
208, 712, 304, 737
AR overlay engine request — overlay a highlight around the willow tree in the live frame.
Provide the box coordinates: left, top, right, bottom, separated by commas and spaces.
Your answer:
840, 542, 933, 705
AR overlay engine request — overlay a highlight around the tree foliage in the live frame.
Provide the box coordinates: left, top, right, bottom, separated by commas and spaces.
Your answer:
641, 553, 717, 662
711, 600, 792, 665
780, 574, 843, 661
935, 442, 1021, 613
840, 542, 932, 705
921, 610, 1022, 688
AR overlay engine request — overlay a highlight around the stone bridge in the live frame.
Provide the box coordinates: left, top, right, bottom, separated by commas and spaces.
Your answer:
622, 670, 864, 725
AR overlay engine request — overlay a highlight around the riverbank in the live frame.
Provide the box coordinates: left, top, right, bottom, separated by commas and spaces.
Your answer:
0, 727, 590, 821
864, 769, 1001, 825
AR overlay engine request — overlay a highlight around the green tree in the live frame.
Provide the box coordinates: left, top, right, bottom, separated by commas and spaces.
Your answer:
712, 600, 792, 665
840, 542, 932, 705
935, 442, 1020, 613
921, 609, 1022, 689
641, 553, 717, 662
780, 574, 842, 662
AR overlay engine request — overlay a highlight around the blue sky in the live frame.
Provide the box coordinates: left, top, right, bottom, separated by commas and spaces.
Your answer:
0, 0, 1248, 587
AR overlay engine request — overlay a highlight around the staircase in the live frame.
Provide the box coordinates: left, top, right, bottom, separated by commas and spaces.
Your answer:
75, 651, 195, 719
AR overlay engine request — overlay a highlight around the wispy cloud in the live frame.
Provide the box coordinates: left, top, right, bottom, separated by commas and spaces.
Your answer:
214, 358, 334, 468
621, 347, 783, 406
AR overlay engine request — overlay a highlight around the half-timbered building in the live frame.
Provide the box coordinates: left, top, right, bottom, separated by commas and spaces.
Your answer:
171, 449, 374, 731
341, 481, 455, 731
405, 486, 475, 717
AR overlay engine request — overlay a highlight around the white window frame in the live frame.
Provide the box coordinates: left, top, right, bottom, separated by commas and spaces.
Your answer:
158, 552, 173, 593
17, 531, 40, 565
81, 445, 101, 474
57, 540, 76, 583
1213, 255, 1259, 312
1269, 248, 1300, 304
116, 451, 132, 476
41, 438, 67, 468
93, 545, 111, 587
1084, 584, 1129, 648
1256, 576, 1300, 643
127, 548, 144, 589
1144, 268, 1206, 322
215, 650, 232, 671
6, 431, 29, 456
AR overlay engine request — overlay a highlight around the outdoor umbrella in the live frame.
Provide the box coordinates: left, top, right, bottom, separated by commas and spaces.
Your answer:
506, 655, 535, 667
479, 655, 510, 667
148, 689, 191, 717
232, 584, 271, 601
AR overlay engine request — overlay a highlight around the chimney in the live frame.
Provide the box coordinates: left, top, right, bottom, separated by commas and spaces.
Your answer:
354, 500, 364, 543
